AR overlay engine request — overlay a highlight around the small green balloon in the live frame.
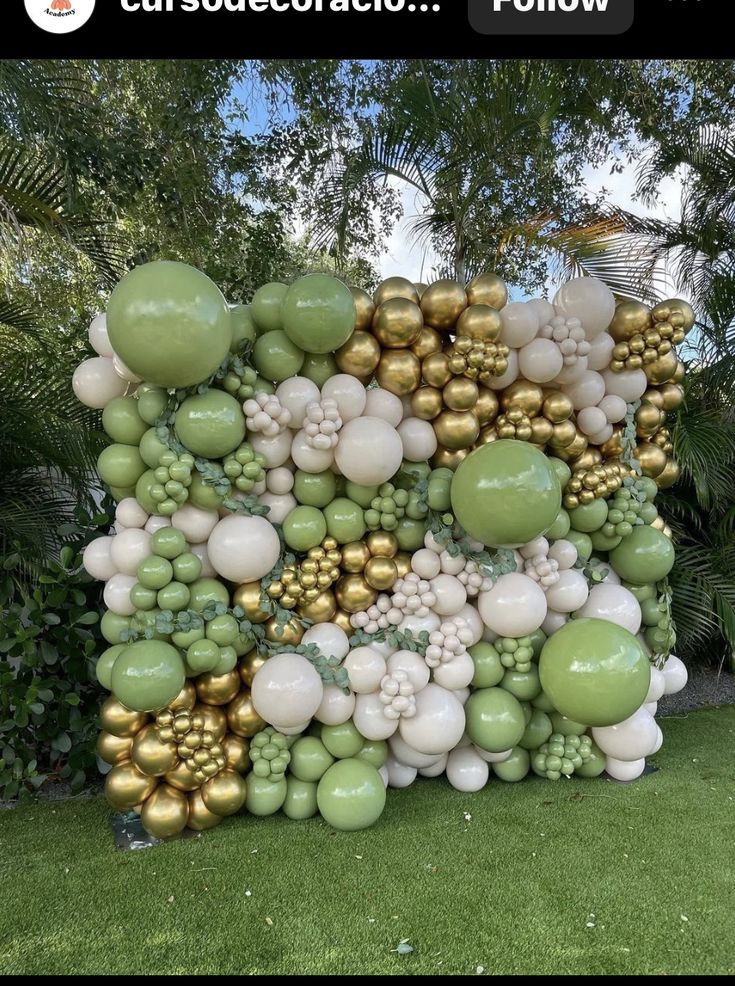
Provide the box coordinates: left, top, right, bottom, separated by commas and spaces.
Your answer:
531, 689, 555, 713
283, 506, 328, 552
469, 642, 504, 688
324, 498, 366, 544
566, 529, 593, 562
186, 639, 221, 674
591, 529, 622, 552
519, 709, 553, 750
569, 498, 608, 534
640, 597, 664, 627
233, 632, 256, 657
137, 556, 173, 591
549, 712, 588, 736
492, 746, 531, 783
290, 737, 335, 782
245, 773, 287, 816
321, 721, 364, 759
501, 666, 541, 702
546, 508, 571, 540
528, 628, 547, 659
109, 485, 136, 503
466, 687, 527, 753
96, 644, 125, 690
230, 304, 257, 351
157, 582, 191, 612
102, 397, 148, 445
171, 627, 205, 649
100, 611, 131, 645
282, 274, 356, 355
301, 353, 339, 388
251, 282, 288, 334
130, 583, 156, 611
135, 470, 162, 514
623, 581, 658, 603
610, 526, 675, 584
110, 640, 185, 712
151, 527, 187, 560
188, 472, 226, 511
137, 387, 169, 426
98, 444, 146, 490
212, 646, 238, 676
344, 482, 381, 509
188, 578, 230, 614
253, 330, 305, 382
293, 470, 337, 508
175, 391, 246, 458
283, 777, 319, 820
395, 518, 427, 552
206, 614, 239, 647
139, 428, 170, 470
133, 607, 170, 642
356, 740, 389, 769
548, 458, 572, 488
575, 740, 607, 778
316, 759, 386, 832
107, 261, 230, 389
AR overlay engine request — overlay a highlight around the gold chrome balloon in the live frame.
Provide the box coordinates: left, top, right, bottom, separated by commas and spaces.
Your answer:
226, 691, 265, 738
431, 447, 470, 471
609, 301, 651, 343
652, 298, 696, 335
421, 279, 468, 331
335, 330, 381, 378
165, 759, 202, 792
131, 723, 180, 777
600, 428, 624, 459
350, 287, 376, 332
233, 582, 270, 624
456, 304, 502, 342
340, 540, 372, 573
194, 703, 228, 742
105, 762, 158, 811
96, 731, 133, 766
659, 383, 685, 412
372, 298, 424, 349
542, 392, 574, 424
140, 783, 189, 839
202, 768, 247, 817
642, 387, 665, 410
100, 697, 148, 739
239, 649, 268, 687
636, 402, 666, 438
332, 609, 355, 634
169, 681, 197, 713
475, 426, 498, 447
573, 449, 602, 473
656, 459, 681, 490
549, 420, 577, 448
466, 272, 508, 310
422, 352, 452, 389
475, 387, 500, 427
501, 380, 544, 417
530, 417, 554, 446
433, 410, 480, 451
298, 590, 337, 624
443, 377, 479, 412
195, 670, 241, 707
414, 282, 428, 298
673, 360, 686, 384
374, 276, 420, 308
187, 789, 224, 831
223, 734, 251, 774
645, 349, 678, 385
365, 556, 399, 591
411, 386, 443, 421
376, 349, 422, 396
265, 616, 304, 646
635, 442, 668, 478
366, 531, 399, 559
411, 326, 444, 361
335, 575, 377, 614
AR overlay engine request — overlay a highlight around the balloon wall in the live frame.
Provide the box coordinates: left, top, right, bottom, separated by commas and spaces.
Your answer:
73, 262, 692, 838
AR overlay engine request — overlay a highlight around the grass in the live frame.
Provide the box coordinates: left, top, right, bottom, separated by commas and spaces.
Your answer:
0, 707, 733, 975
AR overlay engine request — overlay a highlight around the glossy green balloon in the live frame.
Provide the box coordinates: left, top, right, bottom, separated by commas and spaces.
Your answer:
466, 687, 526, 753
321, 721, 364, 759
548, 457, 572, 488
157, 582, 191, 612
100, 611, 131, 645
293, 470, 337, 508
324, 498, 366, 544
135, 470, 162, 514
175, 391, 246, 458
133, 607, 170, 642
110, 485, 136, 503
186, 639, 220, 674
569, 498, 608, 534
528, 628, 547, 659
451, 441, 561, 548
213, 646, 238, 676
357, 740, 388, 769
546, 508, 571, 540
137, 386, 169, 426
591, 529, 622, 552
282, 275, 356, 355
290, 737, 335, 783
623, 581, 657, 604
110, 640, 185, 713
172, 552, 203, 584
519, 709, 553, 751
139, 428, 170, 469
539, 618, 650, 727
230, 304, 257, 351
395, 519, 426, 552
301, 353, 339, 388
283, 777, 319, 821
188, 578, 230, 614
151, 527, 187, 560
492, 746, 530, 783
233, 632, 256, 657
609, 526, 676, 584
107, 261, 230, 388
253, 330, 305, 382
251, 282, 288, 334
549, 712, 588, 736
171, 627, 205, 649
565, 529, 593, 562
531, 689, 555, 713
98, 444, 146, 490
501, 666, 541, 702
575, 740, 607, 778
137, 556, 173, 591
470, 642, 504, 688
283, 506, 328, 552
344, 482, 381, 509
130, 582, 157, 611
96, 644, 125, 690
102, 397, 148, 445
206, 614, 239, 647
188, 472, 226, 511
640, 597, 664, 627
245, 773, 288, 816
316, 759, 386, 832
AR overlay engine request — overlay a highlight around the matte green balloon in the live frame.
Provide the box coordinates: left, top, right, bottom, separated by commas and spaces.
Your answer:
98, 444, 146, 490
102, 397, 148, 445
175, 391, 246, 458
501, 666, 541, 702
344, 482, 381, 509
569, 498, 608, 534
251, 282, 288, 334
301, 353, 339, 388
283, 506, 328, 552
466, 687, 526, 753
357, 740, 388, 769
100, 611, 131, 645
137, 556, 173, 590
107, 261, 230, 388
189, 578, 230, 613
139, 428, 170, 469
290, 737, 335, 782
283, 274, 356, 355
451, 441, 561, 548
157, 582, 190, 612
294, 470, 337, 508
565, 529, 593, 562
316, 759, 386, 832
324, 498, 366, 544
110, 640, 185, 713
283, 777, 319, 821
230, 304, 257, 351
188, 472, 226, 511
137, 387, 169, 426
575, 740, 607, 778
172, 552, 203, 584
395, 519, 426, 552
492, 746, 530, 783
253, 330, 305, 382
609, 526, 675, 584
110, 486, 136, 503
548, 457, 572, 488
245, 773, 288, 816
546, 508, 571, 540
96, 644, 125, 690
469, 642, 504, 688
130, 583, 157, 611
539, 618, 650, 727
519, 709, 553, 751
591, 529, 622, 552
151, 527, 187, 560
321, 721, 364, 759
549, 712, 588, 736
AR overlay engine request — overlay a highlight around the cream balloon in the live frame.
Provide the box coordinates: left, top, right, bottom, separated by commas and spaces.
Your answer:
207, 515, 281, 583
553, 277, 615, 339
589, 424, 614, 445
454, 687, 471, 706
429, 574, 467, 617
189, 542, 216, 578
598, 394, 627, 424
499, 302, 540, 348
587, 332, 615, 371
487, 348, 520, 391
544, 569, 589, 614
577, 406, 608, 438
251, 652, 324, 729
541, 609, 568, 636
266, 467, 295, 496
343, 647, 387, 694
439, 550, 466, 576
650, 724, 664, 755
103, 573, 137, 616
474, 746, 513, 764
272, 720, 312, 737
602, 368, 648, 402
593, 709, 658, 762
334, 417, 404, 486
526, 299, 555, 325
109, 528, 152, 577
112, 353, 142, 384
662, 655, 688, 696
389, 731, 444, 769
398, 684, 466, 756
72, 357, 128, 409
646, 667, 666, 704
352, 693, 399, 741
397, 417, 438, 462
577, 583, 641, 634
520, 536, 549, 559
385, 755, 418, 789
478, 573, 547, 636
88, 313, 113, 357
364, 387, 404, 426
83, 536, 117, 581
302, 623, 351, 662
563, 370, 606, 411
250, 430, 292, 469
291, 430, 335, 473
446, 746, 490, 793
257, 492, 297, 525
518, 338, 564, 384
548, 539, 577, 571
418, 755, 448, 778
605, 757, 646, 781
320, 374, 367, 422
314, 686, 356, 726
398, 612, 441, 638
115, 498, 149, 530
145, 515, 171, 535
644, 702, 658, 717
456, 604, 484, 646
387, 650, 430, 692
411, 549, 442, 581
275, 376, 321, 423
554, 356, 589, 386
433, 652, 475, 691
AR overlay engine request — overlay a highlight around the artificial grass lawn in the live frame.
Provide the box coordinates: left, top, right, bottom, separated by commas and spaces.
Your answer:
0, 707, 733, 976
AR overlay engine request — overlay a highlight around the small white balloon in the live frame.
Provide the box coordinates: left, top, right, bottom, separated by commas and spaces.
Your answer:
605, 756, 646, 782
302, 623, 351, 661
378, 765, 390, 787
541, 609, 568, 636
387, 650, 431, 692
112, 354, 142, 384
554, 357, 589, 386
478, 573, 547, 636
586, 332, 615, 371
314, 686, 356, 726
433, 652, 475, 691
589, 424, 614, 445
520, 537, 549, 560
364, 387, 404, 426
172, 505, 219, 544
418, 755, 448, 778
577, 406, 608, 437
291, 430, 335, 473
439, 550, 467, 577
353, 692, 399, 741
474, 746, 513, 764
189, 542, 216, 578
397, 417, 437, 462
251, 652, 324, 729
453, 687, 471, 705
500, 302, 540, 348
650, 724, 664, 754
334, 417, 404, 486
446, 746, 490, 792
275, 376, 321, 423
266, 467, 295, 496
519, 338, 564, 384
644, 702, 658, 717
257, 492, 297, 525
456, 603, 484, 646
207, 515, 281, 583
103, 573, 137, 617
389, 732, 444, 769
593, 709, 658, 761
320, 374, 367, 422
250, 429, 293, 469
602, 368, 648, 402
544, 569, 589, 614
411, 548, 442, 581
577, 583, 642, 635
662, 655, 688, 696
385, 755, 417, 789
553, 277, 615, 339
398, 684, 466, 756
487, 348, 520, 391
272, 720, 312, 737
398, 612, 441, 638
646, 667, 666, 704
598, 394, 628, 424
88, 313, 113, 357
563, 370, 606, 411
548, 539, 577, 571
72, 357, 128, 409
83, 536, 117, 581
116, 498, 149, 530
430, 574, 468, 617
144, 515, 171, 535
109, 528, 152, 577
343, 647, 387, 694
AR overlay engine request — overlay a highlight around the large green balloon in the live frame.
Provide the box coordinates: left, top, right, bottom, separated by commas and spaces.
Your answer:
107, 261, 230, 388
609, 526, 676, 584
283, 506, 327, 552
282, 275, 356, 355
97, 444, 146, 489
283, 777, 319, 820
451, 441, 561, 548
175, 391, 245, 458
316, 759, 386, 832
230, 304, 257, 352
539, 618, 650, 727
251, 282, 288, 334
253, 330, 305, 383
466, 687, 527, 753
102, 397, 148, 445
324, 498, 366, 544
245, 773, 287, 816
110, 640, 185, 713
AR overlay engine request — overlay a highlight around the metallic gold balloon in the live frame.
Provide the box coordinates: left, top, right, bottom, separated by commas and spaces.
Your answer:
96, 731, 133, 766
335, 575, 377, 614
350, 286, 376, 332
233, 582, 270, 624
542, 392, 574, 424
223, 734, 251, 774
645, 349, 679, 385
609, 301, 652, 343
673, 360, 686, 385
265, 617, 304, 646
636, 402, 666, 437
456, 304, 502, 342
422, 352, 452, 389
100, 697, 148, 739
366, 531, 399, 559
105, 762, 158, 811
550, 420, 577, 448
226, 691, 265, 738
433, 410, 480, 451
530, 417, 554, 446
374, 276, 420, 308
187, 789, 224, 831
560, 432, 588, 460
194, 703, 228, 742
411, 386, 443, 421
475, 387, 500, 427
169, 681, 197, 713
196, 670, 242, 707
443, 377, 479, 412
391, 552, 411, 579
340, 540, 372, 573
656, 459, 681, 490
201, 768, 246, 817
165, 759, 203, 792
140, 783, 189, 839
659, 383, 685, 412
573, 449, 602, 473
376, 349, 422, 396
421, 280, 468, 331
635, 442, 668, 478
131, 723, 180, 777
466, 272, 508, 310
502, 380, 544, 416
652, 298, 696, 335
298, 590, 337, 624
431, 447, 470, 470
365, 557, 399, 592
332, 609, 355, 635
372, 298, 424, 349
642, 387, 665, 410
335, 330, 381, 378
239, 649, 268, 688
475, 425, 498, 447
411, 326, 444, 361
600, 428, 624, 459
414, 282, 428, 298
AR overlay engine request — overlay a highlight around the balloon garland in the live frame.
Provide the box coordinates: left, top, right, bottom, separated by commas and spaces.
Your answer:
73, 261, 691, 838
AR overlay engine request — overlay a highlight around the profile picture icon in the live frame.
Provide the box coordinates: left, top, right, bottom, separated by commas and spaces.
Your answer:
25, 0, 96, 34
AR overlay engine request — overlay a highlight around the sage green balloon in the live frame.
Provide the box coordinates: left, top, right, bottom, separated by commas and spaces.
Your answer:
623, 581, 657, 604
186, 639, 220, 674
569, 498, 608, 533
531, 689, 555, 713
157, 582, 191, 612
253, 330, 305, 382
466, 687, 526, 753
98, 444, 146, 489
130, 583, 157, 611
301, 353, 339, 388
188, 472, 226, 511
294, 470, 337, 508
321, 721, 364, 759
110, 485, 136, 503
283, 506, 328, 552
283, 274, 356, 355
575, 740, 607, 778
188, 578, 230, 613
230, 304, 257, 351
100, 611, 131, 645
591, 529, 622, 552
324, 498, 366, 544
290, 737, 335, 783
519, 709, 553, 751
172, 552, 203, 584
245, 773, 288, 816
107, 261, 230, 388
492, 747, 530, 783
546, 508, 571, 540
528, 628, 547, 659
135, 470, 162, 514
640, 597, 664, 627
139, 428, 170, 470
102, 397, 148, 445
110, 640, 185, 712
549, 712, 588, 736
137, 556, 173, 591
283, 777, 319, 820
251, 282, 288, 334
357, 740, 388, 769
469, 642, 504, 688
539, 618, 650, 727
213, 646, 238, 676
171, 627, 204, 649
151, 527, 187, 560
609, 526, 675, 584
566, 529, 593, 562
395, 519, 426, 552
501, 666, 541, 702
137, 386, 169, 426
316, 759, 386, 832
96, 644, 125, 690
451, 441, 561, 548
344, 482, 380, 509
548, 457, 572, 488
175, 391, 246, 458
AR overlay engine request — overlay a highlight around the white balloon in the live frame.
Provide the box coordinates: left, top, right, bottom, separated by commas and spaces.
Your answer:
172, 505, 219, 544
541, 609, 568, 636
553, 277, 615, 339
433, 651, 475, 691
334, 417, 403, 486
275, 376, 321, 423
189, 542, 216, 578
291, 430, 335, 473
272, 720, 312, 737
548, 539, 577, 571
544, 569, 589, 614
257, 492, 297, 525
251, 652, 324, 728
456, 603, 484, 645
116, 498, 149, 530
418, 755, 448, 778
586, 332, 615, 371
577, 583, 642, 634
88, 313, 113, 357
411, 548, 442, 580
397, 417, 437, 462
364, 387, 404, 426
526, 299, 556, 325
320, 374, 367, 422
605, 757, 646, 782
577, 406, 608, 437
589, 424, 614, 445
593, 709, 658, 761
474, 746, 513, 764
103, 573, 137, 616
72, 357, 128, 409
520, 536, 549, 560
602, 368, 648, 402
207, 515, 280, 583
646, 667, 666, 704
563, 370, 606, 411
343, 647, 387, 694
430, 575, 468, 617
83, 536, 117, 581
314, 686, 356, 726
250, 429, 292, 469
389, 732, 444, 769
644, 702, 658, 717
352, 692, 399, 741
453, 687, 471, 706
368, 638, 400, 660
598, 394, 627, 424
114, 522, 127, 535
662, 655, 688, 695
478, 573, 547, 636
440, 551, 468, 575
112, 353, 142, 384
398, 684, 466, 756
446, 746, 490, 792
387, 650, 430, 692
487, 348, 520, 391
378, 765, 390, 787
145, 515, 171, 535
482, 625, 499, 643
500, 302, 540, 348
650, 724, 664, 754
302, 623, 350, 661
266, 467, 295, 496
554, 356, 589, 386
385, 755, 417, 789
109, 528, 152, 577
424, 530, 445, 554
519, 338, 564, 384
398, 612, 441, 638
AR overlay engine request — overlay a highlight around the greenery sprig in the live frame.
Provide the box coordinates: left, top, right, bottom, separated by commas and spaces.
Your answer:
621, 401, 643, 475
349, 627, 431, 656
427, 509, 516, 583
